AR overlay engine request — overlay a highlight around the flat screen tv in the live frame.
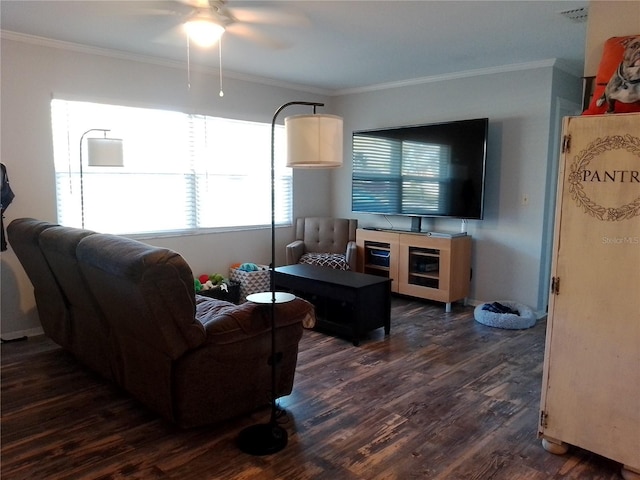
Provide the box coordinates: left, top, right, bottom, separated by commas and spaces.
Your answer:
352, 118, 488, 222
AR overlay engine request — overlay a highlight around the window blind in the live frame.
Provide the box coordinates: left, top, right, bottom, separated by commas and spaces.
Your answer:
51, 99, 290, 234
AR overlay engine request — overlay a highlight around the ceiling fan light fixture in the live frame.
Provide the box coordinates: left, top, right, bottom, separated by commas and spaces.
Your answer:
185, 18, 225, 47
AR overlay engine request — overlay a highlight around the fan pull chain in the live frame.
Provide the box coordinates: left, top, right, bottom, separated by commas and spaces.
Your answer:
218, 37, 224, 97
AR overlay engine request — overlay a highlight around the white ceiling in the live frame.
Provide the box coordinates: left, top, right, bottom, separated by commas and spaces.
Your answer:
1, 0, 589, 93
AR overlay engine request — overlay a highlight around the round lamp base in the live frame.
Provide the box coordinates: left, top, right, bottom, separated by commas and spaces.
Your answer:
238, 423, 288, 456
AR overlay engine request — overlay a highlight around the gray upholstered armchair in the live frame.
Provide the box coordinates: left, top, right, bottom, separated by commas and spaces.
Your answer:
286, 217, 358, 270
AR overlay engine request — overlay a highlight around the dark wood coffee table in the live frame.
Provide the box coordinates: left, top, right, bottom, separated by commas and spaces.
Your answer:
274, 264, 391, 346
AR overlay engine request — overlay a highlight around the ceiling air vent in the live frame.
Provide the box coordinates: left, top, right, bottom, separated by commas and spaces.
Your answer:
559, 7, 588, 23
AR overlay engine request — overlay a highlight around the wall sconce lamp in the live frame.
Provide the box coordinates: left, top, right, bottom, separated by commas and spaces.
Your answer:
237, 101, 343, 456
79, 129, 124, 228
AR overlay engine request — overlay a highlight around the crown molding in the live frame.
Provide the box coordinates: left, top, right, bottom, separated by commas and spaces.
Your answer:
0, 30, 332, 97
333, 59, 573, 96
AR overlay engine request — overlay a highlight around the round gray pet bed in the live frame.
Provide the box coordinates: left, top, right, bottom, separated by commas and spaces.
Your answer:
474, 301, 536, 330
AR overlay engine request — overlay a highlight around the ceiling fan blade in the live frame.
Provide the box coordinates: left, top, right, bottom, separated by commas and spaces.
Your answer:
175, 0, 211, 8
105, 0, 189, 18
228, 6, 310, 27
119, 8, 177, 16
226, 23, 290, 50
152, 24, 188, 47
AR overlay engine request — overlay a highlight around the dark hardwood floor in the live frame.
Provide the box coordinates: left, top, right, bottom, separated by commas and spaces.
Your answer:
1, 297, 624, 479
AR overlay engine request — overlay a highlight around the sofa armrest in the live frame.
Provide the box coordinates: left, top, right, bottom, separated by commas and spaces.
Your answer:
345, 240, 357, 271
195, 296, 312, 345
286, 240, 305, 265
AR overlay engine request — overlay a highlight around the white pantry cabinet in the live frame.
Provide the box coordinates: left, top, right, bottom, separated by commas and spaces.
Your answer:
539, 113, 640, 480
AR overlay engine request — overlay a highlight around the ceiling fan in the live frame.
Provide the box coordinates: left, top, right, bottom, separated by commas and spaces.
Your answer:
158, 0, 309, 49
138, 0, 307, 95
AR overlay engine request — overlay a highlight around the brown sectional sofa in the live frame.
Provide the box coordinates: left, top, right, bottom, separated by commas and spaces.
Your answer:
7, 218, 314, 428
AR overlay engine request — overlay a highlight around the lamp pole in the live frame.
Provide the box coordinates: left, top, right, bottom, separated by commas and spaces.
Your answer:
238, 101, 325, 456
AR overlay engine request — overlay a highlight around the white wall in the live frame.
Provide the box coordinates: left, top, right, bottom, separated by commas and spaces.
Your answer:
0, 37, 333, 337
331, 64, 581, 311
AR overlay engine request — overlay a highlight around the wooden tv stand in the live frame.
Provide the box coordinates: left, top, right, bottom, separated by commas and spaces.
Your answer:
356, 228, 472, 312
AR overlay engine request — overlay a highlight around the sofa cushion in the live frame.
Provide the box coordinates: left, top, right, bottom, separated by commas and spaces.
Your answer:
6, 218, 71, 347
38, 225, 115, 378
39, 226, 98, 319
196, 295, 312, 344
77, 234, 206, 359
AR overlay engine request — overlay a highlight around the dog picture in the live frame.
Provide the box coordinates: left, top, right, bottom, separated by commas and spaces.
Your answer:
596, 36, 640, 113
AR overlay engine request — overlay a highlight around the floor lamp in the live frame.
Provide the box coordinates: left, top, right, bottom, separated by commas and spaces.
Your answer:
78, 129, 124, 229
237, 101, 343, 455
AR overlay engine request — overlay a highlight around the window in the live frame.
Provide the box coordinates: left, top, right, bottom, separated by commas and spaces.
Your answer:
51, 99, 290, 234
